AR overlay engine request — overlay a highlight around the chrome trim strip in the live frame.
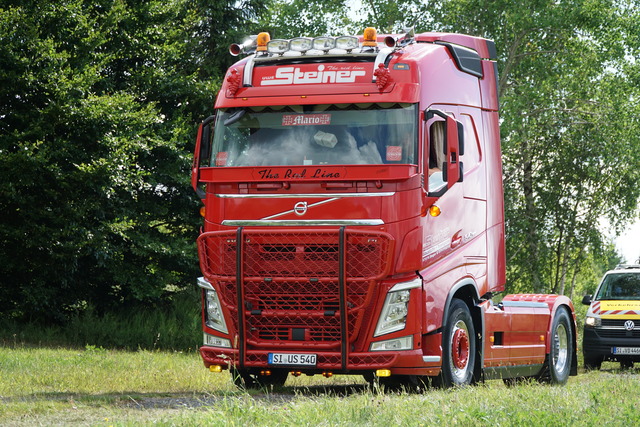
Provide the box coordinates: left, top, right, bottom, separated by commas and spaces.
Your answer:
216, 192, 395, 199
243, 56, 255, 87
197, 277, 214, 291
389, 277, 423, 292
423, 356, 441, 363
261, 198, 337, 220
221, 219, 384, 226
501, 301, 549, 308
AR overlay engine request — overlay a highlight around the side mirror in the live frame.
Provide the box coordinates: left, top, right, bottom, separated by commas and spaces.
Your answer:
191, 115, 216, 193
581, 295, 592, 305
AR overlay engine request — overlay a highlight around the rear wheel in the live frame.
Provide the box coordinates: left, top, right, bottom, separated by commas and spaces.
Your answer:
538, 307, 573, 384
438, 299, 476, 387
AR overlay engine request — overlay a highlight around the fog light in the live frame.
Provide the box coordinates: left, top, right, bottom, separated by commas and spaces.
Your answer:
376, 369, 391, 377
370, 335, 413, 351
204, 333, 231, 348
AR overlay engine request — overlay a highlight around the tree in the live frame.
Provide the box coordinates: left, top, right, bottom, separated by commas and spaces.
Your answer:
266, 0, 640, 295
0, 0, 268, 322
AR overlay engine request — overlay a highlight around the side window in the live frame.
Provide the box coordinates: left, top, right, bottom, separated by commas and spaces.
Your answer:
427, 120, 446, 193
460, 114, 480, 169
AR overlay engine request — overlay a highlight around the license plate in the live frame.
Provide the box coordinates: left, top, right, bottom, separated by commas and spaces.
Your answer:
268, 353, 317, 366
613, 347, 640, 355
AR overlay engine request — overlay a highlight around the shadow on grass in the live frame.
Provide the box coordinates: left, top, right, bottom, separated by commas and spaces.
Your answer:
0, 383, 373, 411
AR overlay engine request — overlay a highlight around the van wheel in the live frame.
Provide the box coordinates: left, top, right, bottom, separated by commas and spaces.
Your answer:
620, 360, 634, 370
538, 307, 573, 384
583, 354, 602, 371
438, 299, 476, 387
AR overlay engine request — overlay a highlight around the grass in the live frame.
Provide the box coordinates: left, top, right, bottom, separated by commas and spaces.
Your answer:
1, 345, 640, 426
0, 290, 202, 352
0, 297, 633, 425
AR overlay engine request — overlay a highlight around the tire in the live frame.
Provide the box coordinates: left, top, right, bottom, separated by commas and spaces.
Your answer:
438, 299, 476, 387
583, 354, 602, 371
620, 359, 634, 370
231, 367, 288, 390
538, 307, 573, 384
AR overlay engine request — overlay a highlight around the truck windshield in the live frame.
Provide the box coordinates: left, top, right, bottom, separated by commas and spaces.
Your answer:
594, 273, 640, 300
209, 103, 418, 167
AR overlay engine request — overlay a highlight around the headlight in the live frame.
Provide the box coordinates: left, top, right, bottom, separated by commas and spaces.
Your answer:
374, 278, 421, 337
370, 335, 413, 351
205, 289, 228, 333
585, 315, 601, 328
198, 277, 228, 334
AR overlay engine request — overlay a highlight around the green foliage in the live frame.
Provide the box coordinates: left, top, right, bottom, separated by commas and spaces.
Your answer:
0, 0, 266, 323
0, 1, 199, 322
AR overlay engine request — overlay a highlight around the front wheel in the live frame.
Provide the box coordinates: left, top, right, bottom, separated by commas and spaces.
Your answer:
438, 299, 476, 387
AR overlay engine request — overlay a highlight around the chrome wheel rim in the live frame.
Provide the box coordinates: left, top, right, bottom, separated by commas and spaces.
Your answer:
553, 323, 568, 373
450, 319, 470, 382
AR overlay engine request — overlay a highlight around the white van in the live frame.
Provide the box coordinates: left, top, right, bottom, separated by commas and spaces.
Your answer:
582, 265, 640, 369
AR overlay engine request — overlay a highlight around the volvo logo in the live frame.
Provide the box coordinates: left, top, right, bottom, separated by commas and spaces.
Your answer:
624, 320, 635, 331
294, 201, 308, 216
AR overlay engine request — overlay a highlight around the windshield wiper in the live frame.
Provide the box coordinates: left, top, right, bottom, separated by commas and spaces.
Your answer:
224, 109, 246, 126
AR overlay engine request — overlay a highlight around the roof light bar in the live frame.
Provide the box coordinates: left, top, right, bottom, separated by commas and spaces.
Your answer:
313, 37, 336, 51
267, 39, 290, 54
335, 36, 359, 51
290, 37, 313, 52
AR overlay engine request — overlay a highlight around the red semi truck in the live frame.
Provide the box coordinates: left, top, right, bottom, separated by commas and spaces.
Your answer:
191, 28, 577, 388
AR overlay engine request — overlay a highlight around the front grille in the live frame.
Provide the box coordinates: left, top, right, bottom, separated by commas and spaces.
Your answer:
596, 329, 640, 338
601, 319, 640, 328
198, 228, 394, 353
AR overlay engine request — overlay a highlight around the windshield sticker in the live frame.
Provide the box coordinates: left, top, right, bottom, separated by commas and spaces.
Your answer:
215, 152, 228, 166
282, 114, 331, 126
386, 146, 402, 162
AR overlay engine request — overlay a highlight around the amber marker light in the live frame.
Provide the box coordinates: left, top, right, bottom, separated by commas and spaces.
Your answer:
200, 206, 206, 217
429, 205, 441, 217
363, 27, 378, 47
256, 32, 271, 51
